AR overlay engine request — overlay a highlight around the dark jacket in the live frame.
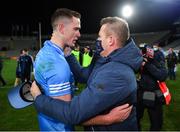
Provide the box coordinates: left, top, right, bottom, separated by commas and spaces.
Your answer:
166, 52, 177, 68
19, 55, 33, 75
139, 51, 168, 92
34, 39, 143, 131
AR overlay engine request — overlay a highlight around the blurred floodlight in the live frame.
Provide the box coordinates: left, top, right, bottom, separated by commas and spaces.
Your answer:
122, 5, 133, 18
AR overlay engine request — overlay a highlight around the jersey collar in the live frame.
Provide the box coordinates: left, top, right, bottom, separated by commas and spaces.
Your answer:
47, 40, 64, 56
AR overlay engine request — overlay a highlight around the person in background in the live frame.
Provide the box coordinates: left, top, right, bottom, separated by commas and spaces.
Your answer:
178, 49, 180, 63
19, 49, 33, 83
0, 55, 6, 87
82, 46, 92, 67
166, 48, 177, 80
153, 44, 165, 62
14, 49, 23, 87
137, 44, 168, 131
71, 44, 81, 62
30, 16, 143, 131
71, 44, 82, 91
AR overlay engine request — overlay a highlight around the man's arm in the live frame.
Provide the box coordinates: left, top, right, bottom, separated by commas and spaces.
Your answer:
82, 104, 132, 126
143, 59, 168, 81
65, 54, 98, 83
31, 68, 133, 125
31, 81, 132, 125
34, 55, 73, 104
64, 46, 89, 82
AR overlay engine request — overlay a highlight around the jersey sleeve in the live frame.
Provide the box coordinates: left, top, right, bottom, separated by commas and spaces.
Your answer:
43, 58, 71, 97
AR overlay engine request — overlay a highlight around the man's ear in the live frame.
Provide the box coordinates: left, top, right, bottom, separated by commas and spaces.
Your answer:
58, 23, 65, 34
108, 36, 115, 46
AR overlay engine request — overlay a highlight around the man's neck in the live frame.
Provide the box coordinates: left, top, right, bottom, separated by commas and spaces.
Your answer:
103, 45, 121, 57
50, 31, 64, 49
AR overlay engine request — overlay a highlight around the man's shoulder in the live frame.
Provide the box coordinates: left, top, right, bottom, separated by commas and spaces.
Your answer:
24, 55, 32, 59
36, 47, 56, 60
97, 62, 132, 78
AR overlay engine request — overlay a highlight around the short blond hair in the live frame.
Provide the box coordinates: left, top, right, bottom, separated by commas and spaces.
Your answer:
100, 17, 130, 45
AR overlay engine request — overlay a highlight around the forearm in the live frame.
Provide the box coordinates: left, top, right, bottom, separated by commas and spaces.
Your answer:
33, 76, 131, 126
82, 114, 110, 126
34, 93, 103, 125
82, 103, 133, 126
34, 94, 75, 124
66, 55, 89, 82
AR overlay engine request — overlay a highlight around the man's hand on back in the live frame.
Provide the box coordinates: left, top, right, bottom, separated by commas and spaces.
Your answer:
105, 104, 133, 125
30, 81, 42, 100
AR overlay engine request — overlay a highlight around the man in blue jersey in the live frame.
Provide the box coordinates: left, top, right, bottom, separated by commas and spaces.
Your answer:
33, 8, 132, 131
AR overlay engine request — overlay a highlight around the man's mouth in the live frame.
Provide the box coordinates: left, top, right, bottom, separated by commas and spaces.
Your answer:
73, 39, 77, 43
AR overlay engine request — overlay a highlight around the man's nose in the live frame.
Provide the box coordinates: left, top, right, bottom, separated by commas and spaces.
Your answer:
77, 31, 81, 38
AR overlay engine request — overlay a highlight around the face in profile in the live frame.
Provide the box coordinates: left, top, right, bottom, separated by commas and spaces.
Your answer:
98, 24, 109, 57
64, 17, 81, 47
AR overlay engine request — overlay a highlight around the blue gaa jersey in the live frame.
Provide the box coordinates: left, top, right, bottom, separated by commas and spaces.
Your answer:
34, 40, 74, 131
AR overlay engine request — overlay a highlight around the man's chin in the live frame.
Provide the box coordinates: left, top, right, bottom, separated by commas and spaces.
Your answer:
66, 43, 75, 48
70, 43, 75, 49
71, 43, 75, 47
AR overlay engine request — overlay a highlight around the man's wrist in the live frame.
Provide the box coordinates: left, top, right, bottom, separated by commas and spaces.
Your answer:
33, 93, 41, 101
103, 114, 111, 125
